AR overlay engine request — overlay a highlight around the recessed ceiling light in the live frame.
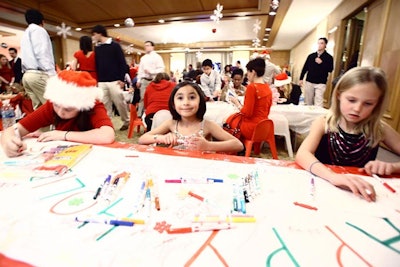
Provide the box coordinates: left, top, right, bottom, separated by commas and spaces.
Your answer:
114, 24, 120, 27
75, 28, 82, 31
269, 11, 276, 16
158, 19, 165, 23
265, 28, 271, 31
263, 38, 269, 41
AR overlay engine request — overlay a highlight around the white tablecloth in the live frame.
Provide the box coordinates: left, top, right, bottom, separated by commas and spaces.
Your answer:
270, 104, 328, 134
205, 101, 238, 126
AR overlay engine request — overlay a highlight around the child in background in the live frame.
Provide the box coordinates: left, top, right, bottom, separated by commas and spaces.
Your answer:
1, 70, 115, 157
0, 83, 33, 119
200, 59, 222, 101
296, 66, 400, 202
138, 81, 243, 153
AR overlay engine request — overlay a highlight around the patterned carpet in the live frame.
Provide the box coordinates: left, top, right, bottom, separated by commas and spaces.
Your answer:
112, 116, 297, 161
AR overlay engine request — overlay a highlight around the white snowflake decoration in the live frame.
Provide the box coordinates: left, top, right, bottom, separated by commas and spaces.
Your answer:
210, 3, 223, 22
125, 44, 134, 55
252, 19, 261, 34
196, 51, 203, 60
56, 22, 72, 39
252, 38, 261, 48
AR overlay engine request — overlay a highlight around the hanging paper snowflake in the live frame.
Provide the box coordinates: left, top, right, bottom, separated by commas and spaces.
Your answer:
210, 3, 223, 22
252, 19, 261, 34
56, 22, 72, 39
196, 51, 203, 60
125, 44, 134, 55
252, 38, 261, 48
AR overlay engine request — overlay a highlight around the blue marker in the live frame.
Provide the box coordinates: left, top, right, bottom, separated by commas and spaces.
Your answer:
93, 175, 111, 200
207, 178, 224, 183
75, 217, 134, 227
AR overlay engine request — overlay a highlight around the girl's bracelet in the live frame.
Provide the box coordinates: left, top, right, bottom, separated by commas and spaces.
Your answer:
309, 160, 321, 176
64, 131, 70, 141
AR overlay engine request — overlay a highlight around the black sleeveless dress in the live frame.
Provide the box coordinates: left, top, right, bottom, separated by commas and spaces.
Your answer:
315, 126, 379, 167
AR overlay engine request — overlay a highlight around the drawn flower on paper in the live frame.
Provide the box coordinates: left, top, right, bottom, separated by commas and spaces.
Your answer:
56, 22, 72, 39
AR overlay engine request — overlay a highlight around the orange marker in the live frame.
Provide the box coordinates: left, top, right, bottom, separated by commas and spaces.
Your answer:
293, 201, 318, 211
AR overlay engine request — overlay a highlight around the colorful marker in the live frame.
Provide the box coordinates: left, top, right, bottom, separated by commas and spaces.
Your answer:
293, 201, 318, 211
93, 175, 111, 200
372, 174, 396, 193
75, 217, 134, 227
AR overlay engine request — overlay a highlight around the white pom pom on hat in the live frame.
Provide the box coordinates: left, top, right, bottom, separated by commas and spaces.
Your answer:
44, 70, 103, 110
274, 72, 292, 87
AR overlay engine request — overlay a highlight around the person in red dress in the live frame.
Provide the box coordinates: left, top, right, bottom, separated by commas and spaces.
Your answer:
143, 72, 176, 130
228, 57, 272, 140
1, 70, 114, 157
71, 36, 97, 81
0, 54, 15, 93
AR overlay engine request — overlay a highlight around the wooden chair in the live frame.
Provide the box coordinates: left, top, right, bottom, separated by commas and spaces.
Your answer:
243, 119, 278, 159
127, 104, 146, 138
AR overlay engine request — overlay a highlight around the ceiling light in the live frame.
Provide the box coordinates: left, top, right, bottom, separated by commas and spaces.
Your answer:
75, 28, 82, 31
263, 38, 269, 41
265, 28, 271, 31
114, 24, 120, 27
269, 11, 276, 16
158, 19, 165, 23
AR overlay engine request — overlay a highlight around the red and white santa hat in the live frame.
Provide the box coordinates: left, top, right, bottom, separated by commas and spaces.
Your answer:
274, 72, 292, 87
44, 70, 102, 110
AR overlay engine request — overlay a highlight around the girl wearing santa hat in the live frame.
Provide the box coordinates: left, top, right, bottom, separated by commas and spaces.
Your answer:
1, 70, 115, 157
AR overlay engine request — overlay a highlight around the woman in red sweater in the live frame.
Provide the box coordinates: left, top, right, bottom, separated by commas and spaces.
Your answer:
71, 36, 97, 81
0, 54, 15, 93
143, 72, 176, 130
228, 57, 272, 140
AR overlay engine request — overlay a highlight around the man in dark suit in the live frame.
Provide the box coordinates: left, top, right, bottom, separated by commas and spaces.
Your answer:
8, 47, 23, 84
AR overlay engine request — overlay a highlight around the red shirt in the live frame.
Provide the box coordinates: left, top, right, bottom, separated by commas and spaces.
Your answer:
19, 100, 113, 132
0, 65, 14, 91
144, 80, 176, 115
9, 93, 34, 116
73, 50, 97, 81
239, 83, 272, 140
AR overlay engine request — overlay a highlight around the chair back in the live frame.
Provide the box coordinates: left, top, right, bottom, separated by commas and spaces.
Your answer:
251, 119, 275, 142
151, 110, 173, 130
129, 104, 139, 119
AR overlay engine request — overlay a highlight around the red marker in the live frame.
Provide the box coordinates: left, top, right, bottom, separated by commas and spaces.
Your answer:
293, 201, 318, 211
372, 174, 396, 193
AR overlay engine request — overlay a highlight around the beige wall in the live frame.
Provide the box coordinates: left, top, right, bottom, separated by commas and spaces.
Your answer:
290, 0, 400, 133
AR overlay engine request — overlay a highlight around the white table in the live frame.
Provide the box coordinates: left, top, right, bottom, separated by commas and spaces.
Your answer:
270, 104, 328, 134
205, 101, 238, 126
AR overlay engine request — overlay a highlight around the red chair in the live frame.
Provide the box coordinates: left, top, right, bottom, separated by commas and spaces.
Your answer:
127, 104, 146, 138
243, 119, 278, 159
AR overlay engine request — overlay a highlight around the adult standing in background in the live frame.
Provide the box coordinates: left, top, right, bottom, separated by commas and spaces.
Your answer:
263, 53, 281, 85
8, 48, 23, 86
92, 25, 130, 131
136, 41, 165, 117
0, 54, 14, 93
71, 36, 97, 81
299, 37, 334, 107
20, 9, 56, 110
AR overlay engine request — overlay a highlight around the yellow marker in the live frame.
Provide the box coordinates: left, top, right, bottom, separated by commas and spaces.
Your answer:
120, 218, 146, 224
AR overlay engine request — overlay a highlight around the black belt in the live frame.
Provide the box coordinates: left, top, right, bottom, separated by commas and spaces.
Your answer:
142, 77, 152, 81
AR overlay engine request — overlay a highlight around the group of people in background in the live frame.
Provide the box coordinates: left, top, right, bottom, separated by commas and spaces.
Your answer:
3, 8, 400, 204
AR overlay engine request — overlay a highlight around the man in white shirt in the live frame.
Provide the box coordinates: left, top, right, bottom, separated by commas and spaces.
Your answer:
136, 41, 165, 117
20, 9, 56, 109
263, 54, 281, 85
